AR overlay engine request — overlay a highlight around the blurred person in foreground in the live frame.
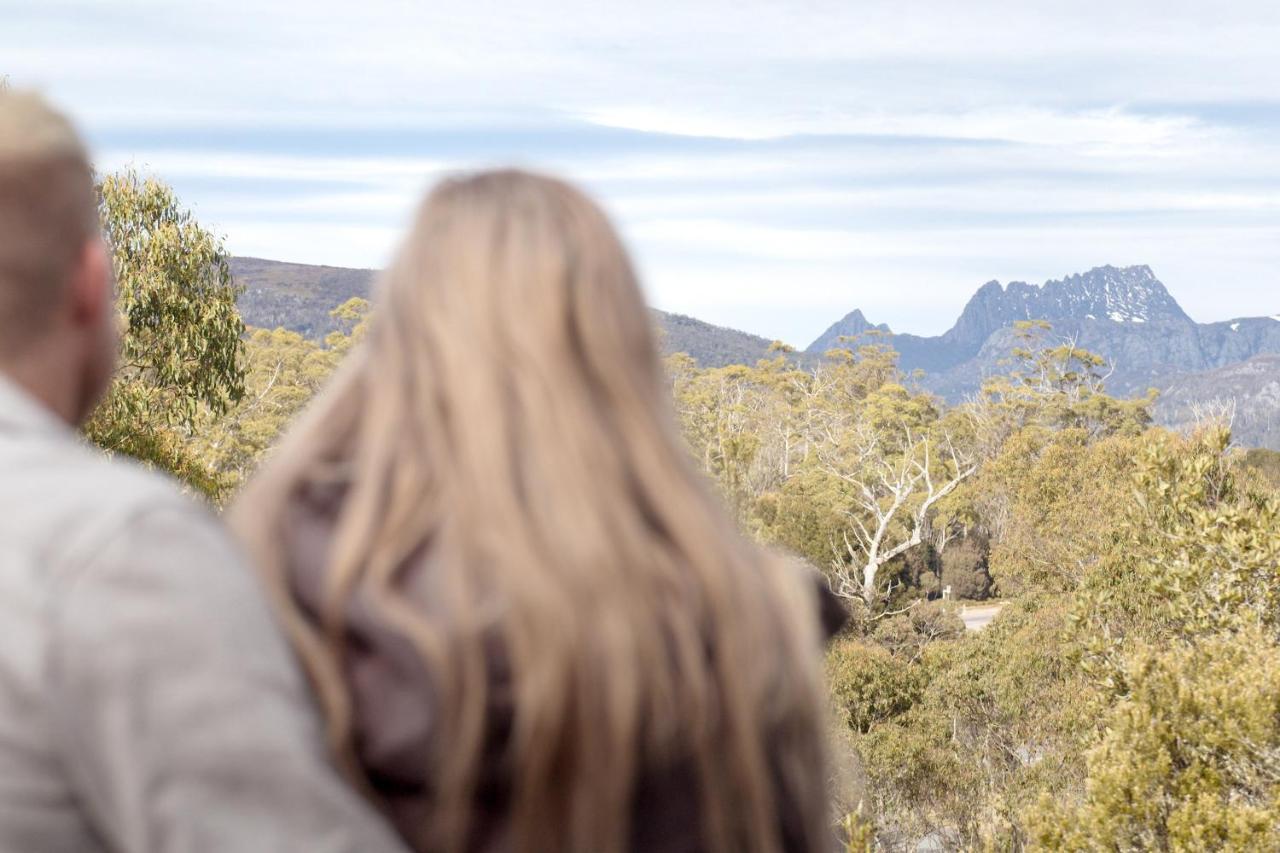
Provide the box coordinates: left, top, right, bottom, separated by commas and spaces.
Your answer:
0, 90, 408, 853
231, 169, 846, 853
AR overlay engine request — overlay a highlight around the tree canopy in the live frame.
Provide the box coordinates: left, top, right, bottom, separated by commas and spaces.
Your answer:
86, 170, 245, 497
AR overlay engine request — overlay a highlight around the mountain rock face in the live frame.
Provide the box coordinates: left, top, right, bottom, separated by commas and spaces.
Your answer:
231, 256, 775, 368
811, 265, 1280, 402
957, 265, 1191, 330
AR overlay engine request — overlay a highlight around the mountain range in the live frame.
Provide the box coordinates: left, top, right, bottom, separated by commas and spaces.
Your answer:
809, 265, 1280, 399
230, 258, 1280, 449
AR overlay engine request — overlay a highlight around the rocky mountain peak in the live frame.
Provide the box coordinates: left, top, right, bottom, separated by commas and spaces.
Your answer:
804, 308, 892, 355
944, 265, 1190, 349
1040, 264, 1188, 325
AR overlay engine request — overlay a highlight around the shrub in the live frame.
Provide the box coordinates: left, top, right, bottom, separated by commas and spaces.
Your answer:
939, 534, 992, 600
1241, 447, 1280, 490
1028, 630, 1280, 850
827, 640, 924, 734
872, 601, 964, 660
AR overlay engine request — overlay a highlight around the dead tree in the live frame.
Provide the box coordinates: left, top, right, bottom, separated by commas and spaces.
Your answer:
819, 422, 977, 603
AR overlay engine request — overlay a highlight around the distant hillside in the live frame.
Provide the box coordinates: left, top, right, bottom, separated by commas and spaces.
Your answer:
655, 311, 777, 367
1154, 353, 1280, 451
232, 257, 376, 338
231, 256, 776, 368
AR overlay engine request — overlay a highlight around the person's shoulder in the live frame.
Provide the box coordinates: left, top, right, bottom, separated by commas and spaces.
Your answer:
61, 440, 201, 521
3, 435, 218, 572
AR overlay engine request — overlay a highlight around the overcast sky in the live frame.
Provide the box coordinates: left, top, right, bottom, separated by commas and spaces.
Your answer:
5, 0, 1279, 345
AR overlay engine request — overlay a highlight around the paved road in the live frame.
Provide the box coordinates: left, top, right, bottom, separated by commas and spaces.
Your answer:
959, 603, 1004, 632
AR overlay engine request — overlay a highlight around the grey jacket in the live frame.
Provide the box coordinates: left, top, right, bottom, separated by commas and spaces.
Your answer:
0, 375, 408, 853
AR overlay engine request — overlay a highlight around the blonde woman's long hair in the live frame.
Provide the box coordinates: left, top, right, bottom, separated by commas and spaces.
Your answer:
231, 170, 829, 853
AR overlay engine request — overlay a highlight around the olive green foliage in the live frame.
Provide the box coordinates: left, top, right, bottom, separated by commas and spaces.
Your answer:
977, 428, 1142, 597
831, 596, 1089, 848
754, 466, 852, 568
1029, 631, 1280, 850
828, 639, 926, 735
190, 298, 367, 491
1073, 427, 1280, 651
81, 172, 367, 501
671, 336, 979, 604
824, 421, 1280, 849
1023, 428, 1280, 848
976, 320, 1153, 445
86, 170, 246, 498
702, 324, 1269, 848
893, 546, 942, 601
841, 809, 877, 853
957, 322, 1152, 601
1241, 447, 1280, 490
939, 534, 991, 601
870, 601, 964, 661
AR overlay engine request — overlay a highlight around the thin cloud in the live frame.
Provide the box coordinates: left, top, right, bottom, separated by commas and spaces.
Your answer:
5, 0, 1279, 343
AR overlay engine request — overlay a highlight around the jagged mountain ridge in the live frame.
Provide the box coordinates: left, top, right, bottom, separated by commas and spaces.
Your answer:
230, 256, 776, 368
810, 265, 1280, 399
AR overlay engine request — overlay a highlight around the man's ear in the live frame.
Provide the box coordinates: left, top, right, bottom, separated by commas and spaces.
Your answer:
68, 237, 112, 329
67, 236, 120, 424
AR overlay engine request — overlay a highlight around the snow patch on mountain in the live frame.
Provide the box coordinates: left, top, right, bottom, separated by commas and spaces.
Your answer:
956, 265, 1188, 334
1028, 264, 1184, 324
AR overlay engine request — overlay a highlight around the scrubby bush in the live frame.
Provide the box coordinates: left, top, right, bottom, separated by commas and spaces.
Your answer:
667, 331, 1280, 849
1028, 630, 1280, 850
1028, 427, 1280, 848
939, 533, 992, 600
1241, 446, 1280, 489
826, 639, 924, 734
1073, 427, 1280, 654
872, 601, 964, 660
882, 545, 943, 601
839, 809, 876, 853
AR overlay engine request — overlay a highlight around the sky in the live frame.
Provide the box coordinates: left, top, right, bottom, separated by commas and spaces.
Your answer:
4, 0, 1280, 347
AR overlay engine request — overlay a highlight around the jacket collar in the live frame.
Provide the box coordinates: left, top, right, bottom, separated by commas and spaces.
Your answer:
0, 372, 74, 440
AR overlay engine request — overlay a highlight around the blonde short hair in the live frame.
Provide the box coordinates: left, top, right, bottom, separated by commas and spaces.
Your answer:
0, 90, 98, 356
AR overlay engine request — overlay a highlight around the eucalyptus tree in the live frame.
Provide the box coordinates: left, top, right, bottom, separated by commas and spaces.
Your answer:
86, 170, 245, 497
